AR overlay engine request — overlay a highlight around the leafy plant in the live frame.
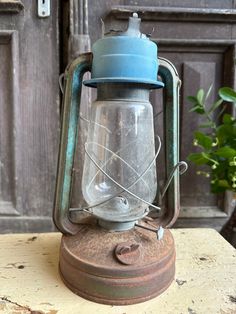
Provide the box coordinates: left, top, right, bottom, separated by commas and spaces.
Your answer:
187, 86, 236, 193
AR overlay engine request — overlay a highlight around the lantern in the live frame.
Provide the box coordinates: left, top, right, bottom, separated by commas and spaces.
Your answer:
53, 13, 187, 305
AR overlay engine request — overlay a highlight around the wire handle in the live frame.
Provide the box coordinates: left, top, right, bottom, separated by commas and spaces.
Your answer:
161, 161, 188, 199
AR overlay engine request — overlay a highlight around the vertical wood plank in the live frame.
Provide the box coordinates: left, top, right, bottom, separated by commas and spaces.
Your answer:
0, 0, 60, 231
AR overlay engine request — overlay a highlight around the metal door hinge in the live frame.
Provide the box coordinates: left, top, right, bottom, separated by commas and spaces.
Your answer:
38, 0, 50, 18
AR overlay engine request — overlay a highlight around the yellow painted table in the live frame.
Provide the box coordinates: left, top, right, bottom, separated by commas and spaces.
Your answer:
0, 229, 235, 314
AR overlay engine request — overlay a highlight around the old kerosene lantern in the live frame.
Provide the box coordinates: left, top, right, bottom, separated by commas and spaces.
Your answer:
53, 13, 187, 305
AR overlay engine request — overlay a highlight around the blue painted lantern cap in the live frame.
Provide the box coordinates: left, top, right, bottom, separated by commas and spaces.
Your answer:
83, 13, 164, 89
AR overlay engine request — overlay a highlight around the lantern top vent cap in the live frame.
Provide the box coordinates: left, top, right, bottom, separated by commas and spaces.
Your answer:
83, 13, 164, 89
105, 12, 147, 39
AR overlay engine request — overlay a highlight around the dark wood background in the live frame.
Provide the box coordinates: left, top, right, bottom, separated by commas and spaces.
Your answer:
0, 1, 59, 232
1, 0, 236, 232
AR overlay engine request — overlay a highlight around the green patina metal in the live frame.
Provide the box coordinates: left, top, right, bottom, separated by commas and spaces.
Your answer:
53, 53, 92, 234
158, 57, 181, 228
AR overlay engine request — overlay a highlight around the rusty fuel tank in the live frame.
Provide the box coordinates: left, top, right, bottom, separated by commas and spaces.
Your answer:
59, 221, 175, 305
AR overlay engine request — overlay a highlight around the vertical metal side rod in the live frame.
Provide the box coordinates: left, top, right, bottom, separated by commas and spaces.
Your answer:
158, 57, 181, 228
53, 53, 92, 234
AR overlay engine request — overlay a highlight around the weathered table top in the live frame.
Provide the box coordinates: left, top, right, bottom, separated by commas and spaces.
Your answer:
0, 229, 235, 314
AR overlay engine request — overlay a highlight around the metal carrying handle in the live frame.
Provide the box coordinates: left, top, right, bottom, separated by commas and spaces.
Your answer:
53, 53, 92, 235
157, 57, 183, 228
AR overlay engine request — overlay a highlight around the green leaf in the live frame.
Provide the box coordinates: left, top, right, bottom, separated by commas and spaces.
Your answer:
216, 124, 236, 145
187, 152, 209, 165
197, 89, 204, 105
211, 180, 230, 193
211, 184, 227, 193
217, 180, 231, 188
199, 122, 215, 128
215, 147, 236, 158
189, 105, 205, 114
217, 125, 234, 137
189, 105, 200, 112
208, 99, 223, 114
187, 96, 198, 104
194, 131, 213, 149
223, 113, 233, 125
219, 87, 236, 102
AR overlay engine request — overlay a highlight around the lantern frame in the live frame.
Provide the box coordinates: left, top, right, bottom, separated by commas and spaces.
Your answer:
53, 53, 181, 235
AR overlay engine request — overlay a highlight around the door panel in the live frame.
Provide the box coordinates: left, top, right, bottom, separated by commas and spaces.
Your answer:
0, 31, 18, 216
0, 1, 59, 232
64, 0, 236, 230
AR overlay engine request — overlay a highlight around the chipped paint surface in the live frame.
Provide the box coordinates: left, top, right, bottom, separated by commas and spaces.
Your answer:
0, 229, 235, 313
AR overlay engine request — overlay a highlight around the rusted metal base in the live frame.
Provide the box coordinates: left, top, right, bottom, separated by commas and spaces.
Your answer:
59, 222, 175, 305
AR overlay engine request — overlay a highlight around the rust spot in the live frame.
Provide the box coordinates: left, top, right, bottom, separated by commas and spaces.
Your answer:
229, 295, 236, 303
5, 263, 26, 269
199, 257, 207, 261
39, 303, 53, 306
176, 279, 187, 286
17, 265, 25, 269
194, 254, 216, 264
27, 236, 37, 242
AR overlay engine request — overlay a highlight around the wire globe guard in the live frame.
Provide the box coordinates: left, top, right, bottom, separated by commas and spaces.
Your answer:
75, 136, 162, 227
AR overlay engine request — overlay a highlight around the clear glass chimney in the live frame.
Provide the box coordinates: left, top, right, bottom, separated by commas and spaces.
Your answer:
82, 83, 157, 230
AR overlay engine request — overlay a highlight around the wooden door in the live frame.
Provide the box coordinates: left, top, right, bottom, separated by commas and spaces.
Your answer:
0, 1, 59, 232
63, 0, 236, 230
